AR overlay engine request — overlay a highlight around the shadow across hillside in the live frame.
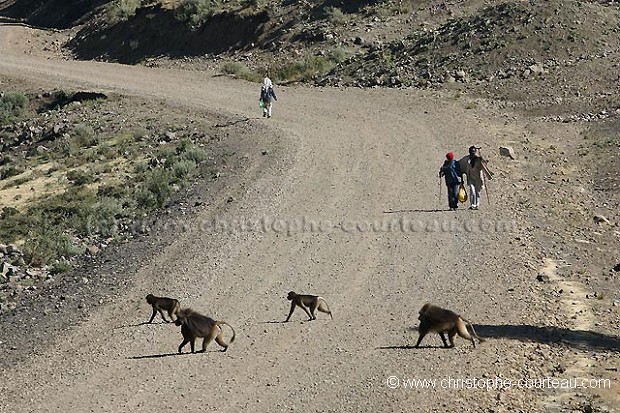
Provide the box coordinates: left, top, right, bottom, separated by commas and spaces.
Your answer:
0, 0, 107, 29
68, 5, 269, 64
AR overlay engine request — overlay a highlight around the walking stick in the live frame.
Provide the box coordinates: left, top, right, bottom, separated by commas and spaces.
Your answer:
438, 176, 442, 207
484, 178, 490, 205
481, 159, 492, 205
481, 161, 494, 180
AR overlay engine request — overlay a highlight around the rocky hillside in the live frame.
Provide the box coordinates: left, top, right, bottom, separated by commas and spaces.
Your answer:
323, 1, 620, 109
2, 0, 619, 112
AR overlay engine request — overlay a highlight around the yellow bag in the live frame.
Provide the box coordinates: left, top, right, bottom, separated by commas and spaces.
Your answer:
458, 183, 468, 203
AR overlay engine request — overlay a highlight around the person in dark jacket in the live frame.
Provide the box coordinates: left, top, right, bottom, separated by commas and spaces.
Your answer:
439, 152, 462, 210
260, 77, 277, 118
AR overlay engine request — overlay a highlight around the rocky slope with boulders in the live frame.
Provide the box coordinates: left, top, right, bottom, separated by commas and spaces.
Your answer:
3, 1, 619, 113
0, 85, 274, 317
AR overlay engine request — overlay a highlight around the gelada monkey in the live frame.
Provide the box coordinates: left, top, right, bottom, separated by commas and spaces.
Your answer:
415, 303, 485, 348
145, 294, 180, 323
285, 291, 333, 322
175, 308, 236, 354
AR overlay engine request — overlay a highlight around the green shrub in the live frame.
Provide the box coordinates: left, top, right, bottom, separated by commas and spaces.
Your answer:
17, 187, 97, 240
175, 0, 222, 28
136, 168, 173, 209
132, 128, 148, 140
177, 139, 208, 162
106, 0, 141, 24
71, 123, 99, 148
58, 124, 100, 163
133, 161, 149, 174
153, 146, 176, 169
242, 0, 261, 7
221, 62, 262, 82
135, 187, 157, 209
23, 228, 79, 266
10, 176, 32, 187
324, 7, 347, 25
58, 139, 79, 159
0, 207, 29, 243
173, 159, 197, 179
0, 164, 24, 180
66, 169, 97, 186
97, 184, 128, 199
223, 51, 345, 83
0, 92, 28, 125
50, 259, 72, 275
181, 147, 207, 163
0, 187, 123, 265
86, 197, 123, 237
0, 201, 80, 266
330, 47, 349, 63
274, 56, 335, 82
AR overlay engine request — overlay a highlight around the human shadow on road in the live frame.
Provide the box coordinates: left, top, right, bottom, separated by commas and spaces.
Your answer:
215, 117, 251, 128
383, 209, 444, 214
476, 324, 620, 353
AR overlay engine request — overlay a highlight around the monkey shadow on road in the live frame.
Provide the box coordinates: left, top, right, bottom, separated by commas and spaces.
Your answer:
376, 345, 450, 350
127, 350, 224, 360
113, 321, 171, 330
127, 352, 187, 360
257, 320, 332, 324
476, 324, 620, 353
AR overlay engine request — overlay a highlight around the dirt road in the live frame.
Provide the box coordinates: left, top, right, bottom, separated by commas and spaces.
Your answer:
0, 24, 614, 412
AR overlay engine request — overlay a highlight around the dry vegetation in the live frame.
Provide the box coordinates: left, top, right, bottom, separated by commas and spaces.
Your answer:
0, 91, 223, 269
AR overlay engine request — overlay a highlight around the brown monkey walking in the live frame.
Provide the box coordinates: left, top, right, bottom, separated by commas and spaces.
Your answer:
145, 294, 180, 323
285, 291, 333, 322
415, 303, 485, 348
175, 308, 236, 354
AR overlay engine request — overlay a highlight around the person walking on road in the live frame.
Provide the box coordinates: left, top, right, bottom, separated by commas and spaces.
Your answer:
459, 145, 492, 210
260, 76, 277, 118
439, 152, 462, 211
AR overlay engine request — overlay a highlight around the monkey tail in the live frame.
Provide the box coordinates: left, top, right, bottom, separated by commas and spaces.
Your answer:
463, 319, 485, 343
319, 297, 333, 319
217, 321, 236, 344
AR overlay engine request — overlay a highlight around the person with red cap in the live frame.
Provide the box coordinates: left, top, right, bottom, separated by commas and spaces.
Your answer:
438, 152, 462, 210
